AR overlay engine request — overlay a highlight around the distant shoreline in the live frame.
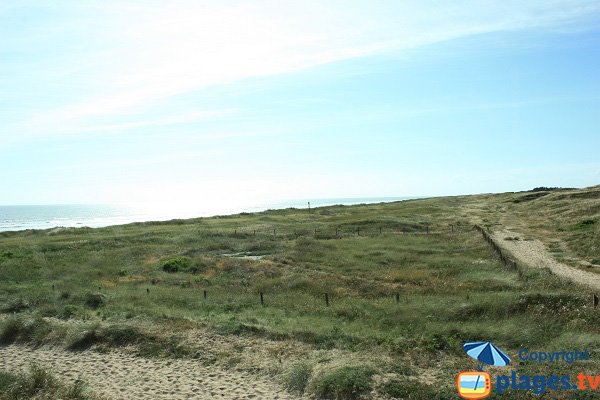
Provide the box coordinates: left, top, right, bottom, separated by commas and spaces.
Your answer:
0, 196, 419, 233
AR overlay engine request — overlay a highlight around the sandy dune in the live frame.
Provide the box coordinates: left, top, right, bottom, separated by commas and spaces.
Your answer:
0, 344, 297, 400
492, 229, 600, 291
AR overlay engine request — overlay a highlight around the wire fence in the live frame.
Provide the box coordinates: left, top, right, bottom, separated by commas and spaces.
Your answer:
209, 223, 474, 240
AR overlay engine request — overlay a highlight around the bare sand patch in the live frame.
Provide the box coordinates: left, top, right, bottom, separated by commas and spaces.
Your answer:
0, 344, 297, 400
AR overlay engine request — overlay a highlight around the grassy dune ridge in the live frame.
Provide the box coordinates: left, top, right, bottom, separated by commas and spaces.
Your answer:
0, 187, 599, 398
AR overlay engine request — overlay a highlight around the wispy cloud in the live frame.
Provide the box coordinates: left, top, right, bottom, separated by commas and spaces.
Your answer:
3, 0, 600, 141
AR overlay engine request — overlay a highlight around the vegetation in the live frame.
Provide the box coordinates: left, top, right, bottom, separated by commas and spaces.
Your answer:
0, 185, 598, 397
0, 365, 97, 400
309, 366, 375, 399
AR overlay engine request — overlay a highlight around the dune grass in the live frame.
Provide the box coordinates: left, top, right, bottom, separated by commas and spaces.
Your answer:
0, 365, 98, 400
0, 187, 599, 398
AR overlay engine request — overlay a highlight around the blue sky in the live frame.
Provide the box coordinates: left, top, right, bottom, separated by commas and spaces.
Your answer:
1, 1, 599, 209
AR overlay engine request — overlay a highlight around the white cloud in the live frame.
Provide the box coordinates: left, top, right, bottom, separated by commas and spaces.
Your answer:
5, 0, 600, 140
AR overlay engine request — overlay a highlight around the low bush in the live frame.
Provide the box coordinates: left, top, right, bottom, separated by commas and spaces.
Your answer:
1, 298, 31, 313
66, 325, 101, 351
84, 293, 106, 309
0, 316, 51, 345
0, 365, 94, 400
67, 324, 141, 351
161, 257, 192, 273
283, 362, 313, 394
309, 365, 375, 399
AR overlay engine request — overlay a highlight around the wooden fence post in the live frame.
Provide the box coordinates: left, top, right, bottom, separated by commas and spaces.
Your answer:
594, 294, 599, 308
395, 293, 400, 303
203, 290, 207, 300
260, 291, 264, 306
324, 293, 330, 307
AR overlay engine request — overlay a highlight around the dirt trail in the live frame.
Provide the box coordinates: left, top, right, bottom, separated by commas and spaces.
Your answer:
491, 229, 600, 291
0, 344, 296, 400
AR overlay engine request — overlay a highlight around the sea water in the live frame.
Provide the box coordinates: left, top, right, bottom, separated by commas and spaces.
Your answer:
0, 197, 414, 232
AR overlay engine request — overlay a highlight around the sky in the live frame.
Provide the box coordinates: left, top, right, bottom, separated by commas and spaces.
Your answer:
1, 0, 599, 209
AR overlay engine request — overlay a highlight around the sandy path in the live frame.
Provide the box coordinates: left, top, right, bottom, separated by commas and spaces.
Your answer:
0, 344, 297, 400
491, 229, 600, 291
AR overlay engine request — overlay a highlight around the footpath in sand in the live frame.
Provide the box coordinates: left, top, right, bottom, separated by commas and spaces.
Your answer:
491, 229, 600, 291
0, 344, 297, 400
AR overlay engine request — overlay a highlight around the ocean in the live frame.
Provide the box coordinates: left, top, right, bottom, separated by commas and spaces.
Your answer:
0, 197, 414, 232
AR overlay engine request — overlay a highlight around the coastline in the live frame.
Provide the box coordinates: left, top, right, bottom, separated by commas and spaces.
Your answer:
0, 196, 417, 233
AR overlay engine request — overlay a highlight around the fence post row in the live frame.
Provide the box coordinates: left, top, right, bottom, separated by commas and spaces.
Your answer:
217, 225, 460, 236
473, 224, 518, 270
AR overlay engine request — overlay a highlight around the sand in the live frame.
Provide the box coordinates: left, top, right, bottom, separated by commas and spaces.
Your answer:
492, 229, 600, 291
0, 344, 297, 399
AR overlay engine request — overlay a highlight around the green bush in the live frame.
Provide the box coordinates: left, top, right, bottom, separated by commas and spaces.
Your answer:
283, 362, 313, 394
0, 370, 16, 392
8, 364, 57, 399
67, 324, 142, 351
1, 365, 93, 400
161, 256, 192, 273
66, 326, 101, 351
102, 325, 141, 347
309, 365, 376, 399
573, 219, 596, 230
0, 316, 51, 345
61, 305, 79, 320
1, 298, 31, 313
84, 293, 106, 309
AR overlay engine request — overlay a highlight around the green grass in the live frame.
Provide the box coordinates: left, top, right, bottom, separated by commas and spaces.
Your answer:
309, 366, 376, 400
0, 365, 96, 400
0, 188, 599, 397
283, 362, 313, 394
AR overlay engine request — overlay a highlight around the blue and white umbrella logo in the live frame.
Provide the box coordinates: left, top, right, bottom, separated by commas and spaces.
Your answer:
464, 341, 511, 368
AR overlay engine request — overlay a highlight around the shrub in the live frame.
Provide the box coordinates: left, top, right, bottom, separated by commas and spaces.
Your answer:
1, 298, 31, 313
67, 324, 147, 352
8, 364, 57, 399
84, 293, 106, 309
573, 219, 596, 230
102, 325, 141, 347
0, 316, 51, 345
309, 366, 375, 400
2, 365, 94, 400
283, 362, 313, 394
67, 326, 101, 351
61, 305, 79, 320
161, 257, 192, 273
0, 370, 16, 392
